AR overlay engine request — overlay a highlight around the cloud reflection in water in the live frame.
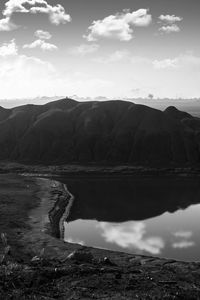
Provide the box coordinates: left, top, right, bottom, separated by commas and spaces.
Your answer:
172, 230, 195, 249
65, 238, 85, 246
172, 241, 195, 249
98, 221, 165, 255
173, 231, 193, 239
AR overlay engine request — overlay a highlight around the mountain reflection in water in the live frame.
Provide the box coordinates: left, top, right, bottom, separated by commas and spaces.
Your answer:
60, 177, 200, 261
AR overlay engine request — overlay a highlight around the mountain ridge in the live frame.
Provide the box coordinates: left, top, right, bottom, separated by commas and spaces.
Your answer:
0, 98, 199, 165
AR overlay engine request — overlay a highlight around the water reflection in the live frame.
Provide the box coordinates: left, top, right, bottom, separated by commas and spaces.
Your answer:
172, 240, 195, 249
64, 177, 200, 223
60, 176, 200, 260
98, 222, 164, 255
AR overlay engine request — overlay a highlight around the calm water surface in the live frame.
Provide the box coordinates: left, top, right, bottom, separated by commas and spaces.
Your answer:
60, 177, 200, 261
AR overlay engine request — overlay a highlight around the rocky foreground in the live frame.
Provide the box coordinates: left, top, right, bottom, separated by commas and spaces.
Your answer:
1, 174, 200, 299
1, 245, 200, 299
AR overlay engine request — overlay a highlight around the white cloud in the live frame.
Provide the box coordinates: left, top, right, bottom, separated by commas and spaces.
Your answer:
3, 0, 28, 16
131, 56, 151, 64
172, 241, 195, 249
158, 14, 182, 34
159, 15, 183, 23
153, 58, 178, 69
23, 29, 57, 51
0, 54, 114, 98
0, 0, 71, 31
0, 39, 18, 57
29, 3, 71, 25
0, 54, 56, 98
0, 16, 17, 31
153, 54, 200, 71
70, 44, 99, 56
108, 50, 130, 61
98, 222, 164, 255
23, 39, 57, 51
84, 9, 152, 42
94, 50, 130, 63
35, 29, 52, 40
178, 53, 200, 68
159, 24, 180, 34
69, 77, 114, 94
94, 52, 151, 65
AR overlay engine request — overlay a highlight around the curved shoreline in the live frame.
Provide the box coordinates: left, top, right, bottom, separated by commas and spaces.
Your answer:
48, 179, 74, 239
23, 175, 200, 263
59, 184, 74, 240
19, 176, 81, 260
2, 174, 200, 299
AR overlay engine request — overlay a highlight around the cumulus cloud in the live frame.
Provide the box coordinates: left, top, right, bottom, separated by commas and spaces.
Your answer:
0, 39, 18, 57
179, 53, 200, 68
153, 54, 200, 71
0, 53, 114, 98
23, 29, 57, 51
159, 14, 183, 23
0, 0, 71, 31
70, 44, 99, 56
98, 222, 164, 255
0, 53, 56, 98
0, 16, 17, 31
94, 50, 130, 63
131, 56, 151, 64
159, 24, 180, 34
158, 14, 182, 34
23, 39, 57, 51
153, 58, 178, 69
84, 9, 152, 42
35, 29, 52, 40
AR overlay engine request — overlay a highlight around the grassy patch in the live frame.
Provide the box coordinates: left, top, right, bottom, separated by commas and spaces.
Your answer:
0, 175, 39, 254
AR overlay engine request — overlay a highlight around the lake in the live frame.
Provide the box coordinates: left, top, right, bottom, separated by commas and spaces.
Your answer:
60, 176, 200, 261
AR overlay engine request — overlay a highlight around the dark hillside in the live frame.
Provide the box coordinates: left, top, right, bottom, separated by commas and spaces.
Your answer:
0, 98, 199, 165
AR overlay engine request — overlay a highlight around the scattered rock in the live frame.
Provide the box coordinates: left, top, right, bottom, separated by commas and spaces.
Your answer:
102, 257, 117, 266
67, 250, 94, 263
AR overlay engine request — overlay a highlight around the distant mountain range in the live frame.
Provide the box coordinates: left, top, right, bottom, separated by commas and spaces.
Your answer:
1, 96, 200, 117
0, 98, 200, 165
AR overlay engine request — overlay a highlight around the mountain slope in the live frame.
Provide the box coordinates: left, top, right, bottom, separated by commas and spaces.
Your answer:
0, 98, 200, 165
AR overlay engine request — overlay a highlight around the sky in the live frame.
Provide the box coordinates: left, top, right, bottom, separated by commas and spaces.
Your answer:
0, 0, 200, 101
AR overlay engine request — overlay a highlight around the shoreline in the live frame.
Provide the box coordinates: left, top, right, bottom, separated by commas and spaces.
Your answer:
59, 185, 74, 240
20, 174, 200, 263
2, 174, 200, 298
0, 162, 200, 179
48, 180, 74, 240
18, 177, 78, 260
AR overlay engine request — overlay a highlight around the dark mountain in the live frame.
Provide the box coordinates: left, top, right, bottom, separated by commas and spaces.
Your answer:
0, 98, 200, 165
